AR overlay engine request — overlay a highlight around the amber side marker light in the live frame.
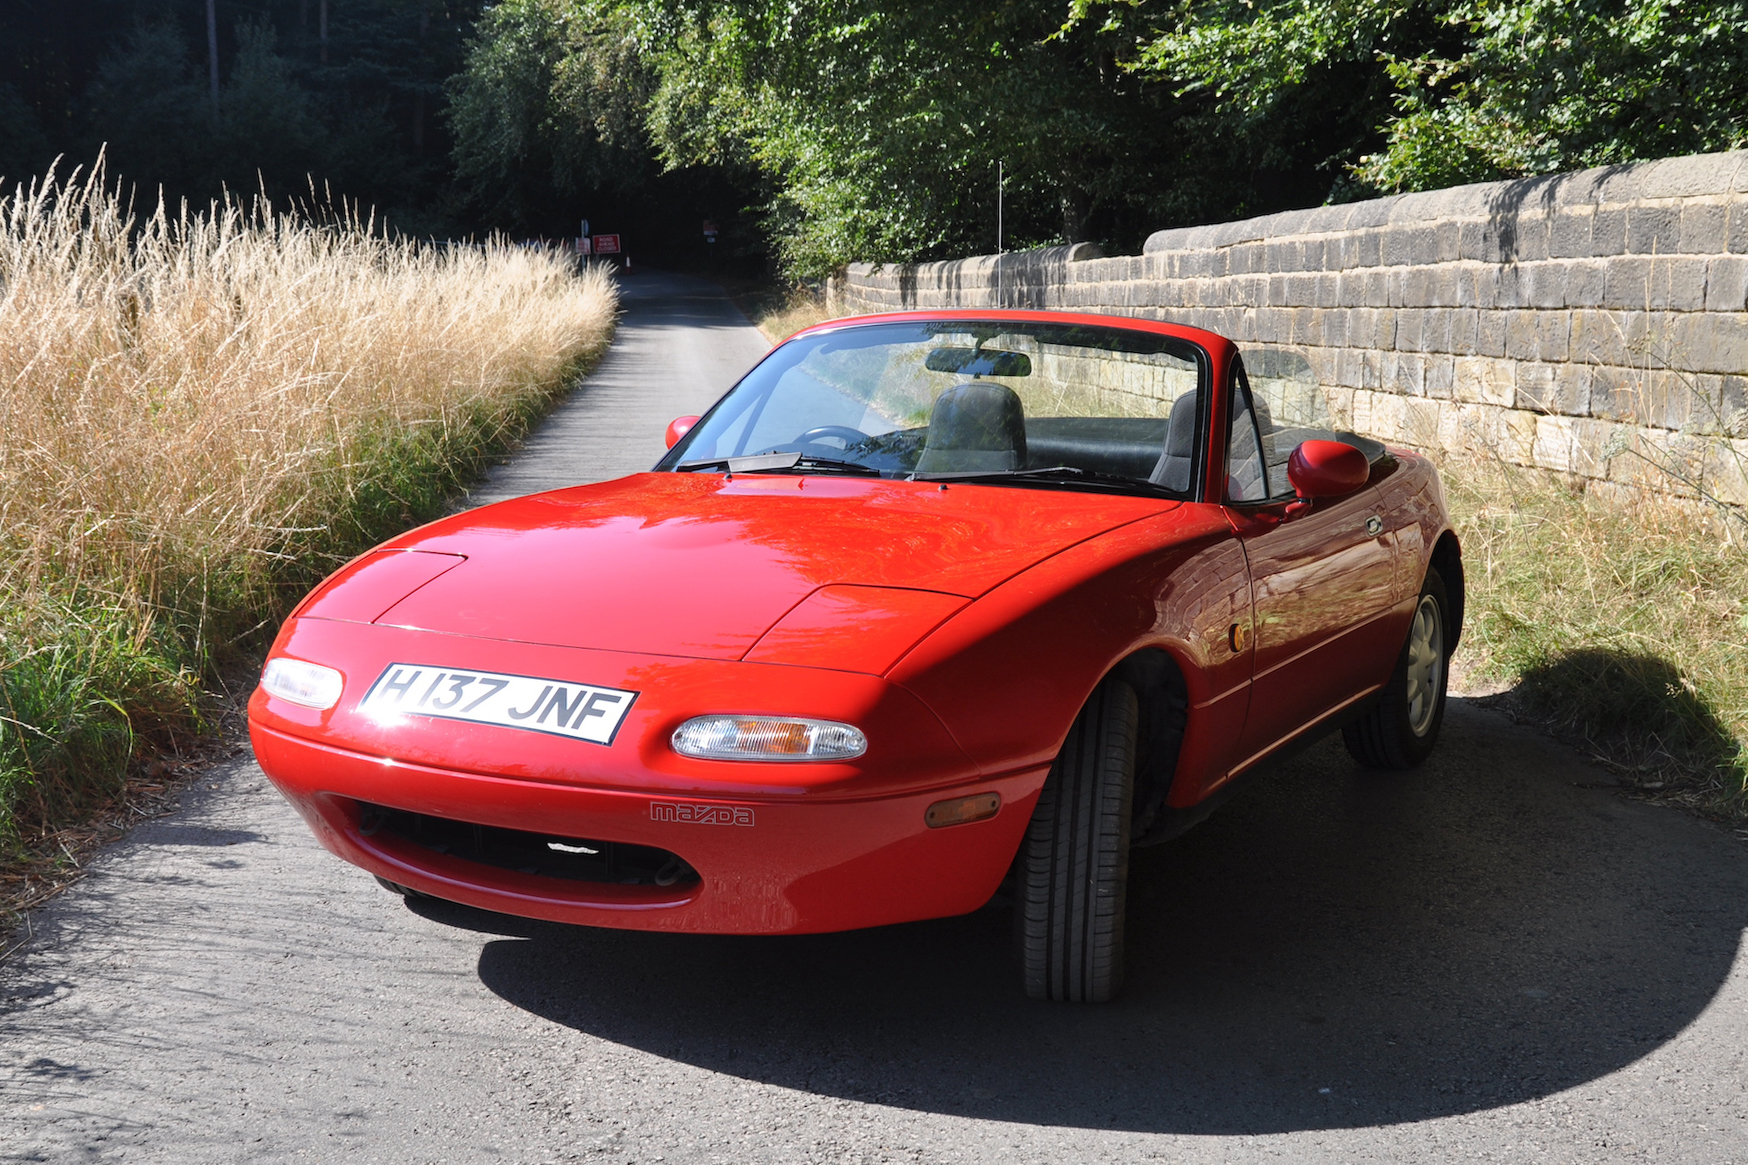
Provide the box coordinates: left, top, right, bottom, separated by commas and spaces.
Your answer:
925, 792, 1001, 828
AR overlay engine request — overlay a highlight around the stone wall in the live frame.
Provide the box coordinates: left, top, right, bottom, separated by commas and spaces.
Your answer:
828, 152, 1748, 507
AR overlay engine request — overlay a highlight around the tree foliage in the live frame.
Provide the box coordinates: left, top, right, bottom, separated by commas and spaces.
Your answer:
1098, 0, 1748, 194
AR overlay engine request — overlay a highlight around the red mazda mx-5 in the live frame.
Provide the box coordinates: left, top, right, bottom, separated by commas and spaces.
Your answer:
249, 310, 1461, 1002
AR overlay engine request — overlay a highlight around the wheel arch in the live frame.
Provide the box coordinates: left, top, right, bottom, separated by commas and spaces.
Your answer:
1429, 529, 1464, 651
1109, 646, 1191, 847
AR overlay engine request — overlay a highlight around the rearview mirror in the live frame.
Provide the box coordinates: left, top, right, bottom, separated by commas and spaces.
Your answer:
665, 415, 701, 449
1287, 439, 1369, 499
924, 346, 1032, 377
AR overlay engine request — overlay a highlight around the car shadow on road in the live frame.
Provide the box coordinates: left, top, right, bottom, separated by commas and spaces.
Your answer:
414, 700, 1748, 1134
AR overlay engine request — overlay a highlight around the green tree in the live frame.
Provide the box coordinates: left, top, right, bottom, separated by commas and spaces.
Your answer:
447, 0, 656, 230
1089, 0, 1748, 194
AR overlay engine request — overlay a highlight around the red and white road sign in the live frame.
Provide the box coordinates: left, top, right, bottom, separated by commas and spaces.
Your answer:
593, 234, 622, 254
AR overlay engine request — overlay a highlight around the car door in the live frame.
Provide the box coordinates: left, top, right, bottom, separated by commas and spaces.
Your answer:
1222, 362, 1399, 771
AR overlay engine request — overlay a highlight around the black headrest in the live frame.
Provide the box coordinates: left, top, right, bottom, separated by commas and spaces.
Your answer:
916, 382, 1027, 473
1165, 391, 1198, 456
1152, 390, 1199, 492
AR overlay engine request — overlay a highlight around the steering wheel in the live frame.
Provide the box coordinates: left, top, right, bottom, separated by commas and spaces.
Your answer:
794, 425, 870, 450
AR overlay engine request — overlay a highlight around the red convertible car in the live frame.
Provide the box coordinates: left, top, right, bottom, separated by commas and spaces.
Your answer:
249, 310, 1461, 1002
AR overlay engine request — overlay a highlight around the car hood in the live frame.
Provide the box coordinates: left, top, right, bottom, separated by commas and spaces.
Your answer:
345, 472, 1173, 662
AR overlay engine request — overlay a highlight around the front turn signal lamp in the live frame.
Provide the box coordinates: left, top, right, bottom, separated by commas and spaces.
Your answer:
671, 715, 867, 762
261, 657, 344, 710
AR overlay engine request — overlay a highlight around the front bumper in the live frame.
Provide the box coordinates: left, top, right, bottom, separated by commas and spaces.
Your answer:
251, 722, 1044, 934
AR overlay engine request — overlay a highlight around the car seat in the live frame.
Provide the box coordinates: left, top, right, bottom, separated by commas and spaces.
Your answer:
1151, 391, 1199, 492
916, 382, 1028, 473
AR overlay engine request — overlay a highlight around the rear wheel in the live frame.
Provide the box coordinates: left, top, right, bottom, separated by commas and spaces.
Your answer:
1343, 566, 1450, 769
1017, 678, 1138, 1003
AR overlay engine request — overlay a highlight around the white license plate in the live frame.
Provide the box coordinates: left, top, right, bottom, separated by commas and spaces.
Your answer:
356, 663, 638, 745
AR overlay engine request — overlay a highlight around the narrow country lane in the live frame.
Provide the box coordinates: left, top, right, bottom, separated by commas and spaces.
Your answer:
4, 273, 1747, 1164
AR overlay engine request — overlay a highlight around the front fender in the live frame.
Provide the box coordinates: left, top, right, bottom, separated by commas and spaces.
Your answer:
886, 502, 1252, 791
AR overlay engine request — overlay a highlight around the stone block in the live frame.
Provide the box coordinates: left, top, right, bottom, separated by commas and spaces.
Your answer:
1730, 203, 1748, 254
1626, 204, 1682, 254
1397, 267, 1419, 308
1705, 255, 1748, 311
1420, 308, 1452, 354
1454, 355, 1515, 406
1591, 207, 1628, 256
1321, 310, 1349, 348
1523, 261, 1568, 309
1396, 308, 1426, 353
1491, 265, 1523, 310
1503, 310, 1541, 360
1458, 219, 1494, 262
1702, 437, 1748, 505
1409, 226, 1443, 265
1425, 353, 1456, 399
1670, 311, 1748, 376
1478, 310, 1508, 357
1533, 414, 1577, 472
1511, 216, 1551, 262
1301, 238, 1327, 270
1603, 256, 1655, 309
1336, 346, 1372, 390
1403, 266, 1436, 306
1448, 308, 1480, 353
1286, 272, 1319, 306
1390, 351, 1427, 396
1366, 269, 1390, 308
1324, 386, 1356, 430
1678, 201, 1727, 253
1373, 308, 1399, 350
1403, 397, 1442, 446
1383, 227, 1415, 267
1549, 209, 1594, 258
1501, 408, 1539, 464
1538, 311, 1573, 363
1316, 272, 1341, 308
1570, 308, 1637, 366
1454, 268, 1481, 308
1436, 401, 1482, 453
1569, 417, 1620, 476
1436, 221, 1463, 262
1563, 259, 1607, 308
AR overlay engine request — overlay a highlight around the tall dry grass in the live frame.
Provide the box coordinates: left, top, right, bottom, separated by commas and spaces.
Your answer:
0, 164, 616, 853
1443, 456, 1748, 822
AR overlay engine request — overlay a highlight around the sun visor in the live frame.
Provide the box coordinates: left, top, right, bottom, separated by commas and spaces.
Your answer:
293, 550, 467, 624
744, 585, 968, 676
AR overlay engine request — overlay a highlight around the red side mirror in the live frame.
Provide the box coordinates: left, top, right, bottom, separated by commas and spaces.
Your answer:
664, 415, 701, 449
1287, 439, 1370, 499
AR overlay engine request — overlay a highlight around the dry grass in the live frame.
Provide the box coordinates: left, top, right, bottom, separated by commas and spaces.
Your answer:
0, 162, 617, 857
722, 279, 834, 343
1441, 455, 1748, 821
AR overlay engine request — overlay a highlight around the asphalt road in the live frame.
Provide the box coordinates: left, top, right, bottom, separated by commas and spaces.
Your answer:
5, 271, 1747, 1164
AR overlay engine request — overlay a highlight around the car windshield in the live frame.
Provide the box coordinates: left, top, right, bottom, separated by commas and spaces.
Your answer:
656, 320, 1207, 494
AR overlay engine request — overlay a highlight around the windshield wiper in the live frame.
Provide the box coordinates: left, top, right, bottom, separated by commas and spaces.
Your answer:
913, 465, 1182, 497
676, 451, 884, 476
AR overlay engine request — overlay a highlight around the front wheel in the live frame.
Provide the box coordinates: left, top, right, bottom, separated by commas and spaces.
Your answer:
1343, 566, 1450, 769
1017, 678, 1138, 1002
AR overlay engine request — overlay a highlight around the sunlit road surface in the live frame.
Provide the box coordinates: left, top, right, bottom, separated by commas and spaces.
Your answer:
5, 274, 1747, 1163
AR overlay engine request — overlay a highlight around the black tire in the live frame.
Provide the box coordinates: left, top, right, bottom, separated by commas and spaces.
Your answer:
1017, 678, 1139, 1003
374, 874, 427, 899
1343, 566, 1451, 769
